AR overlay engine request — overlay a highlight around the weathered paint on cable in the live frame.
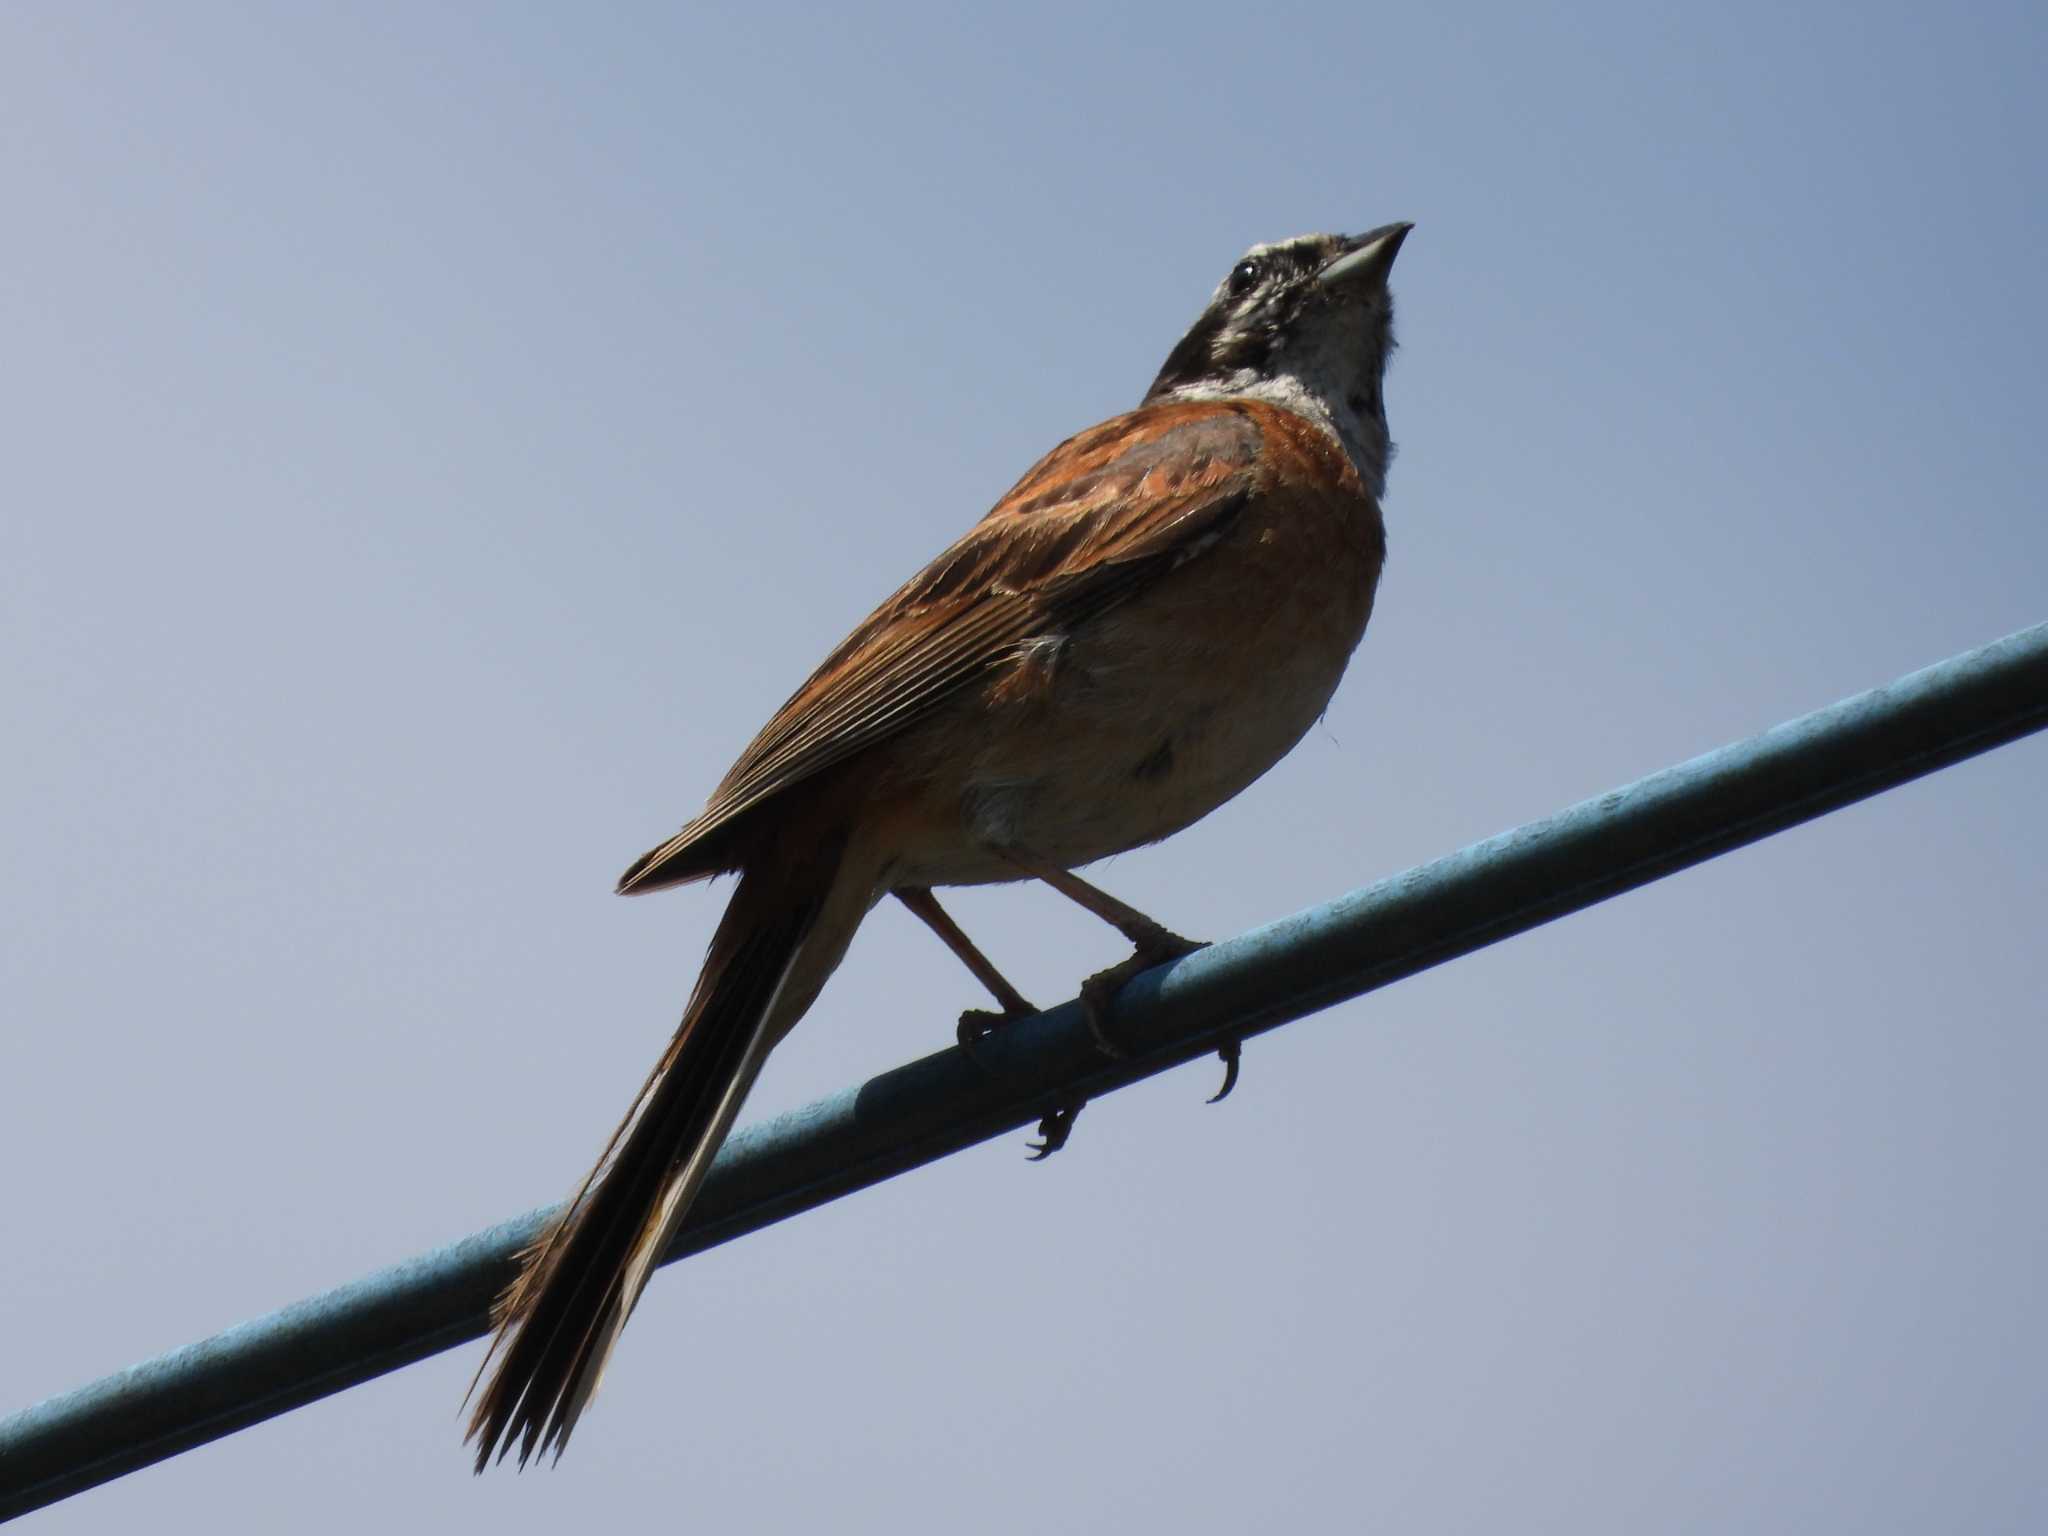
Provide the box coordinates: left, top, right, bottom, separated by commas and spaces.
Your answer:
4, 617, 2045, 1519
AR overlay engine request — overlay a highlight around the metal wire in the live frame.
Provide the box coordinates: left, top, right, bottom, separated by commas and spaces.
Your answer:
4, 618, 2045, 1519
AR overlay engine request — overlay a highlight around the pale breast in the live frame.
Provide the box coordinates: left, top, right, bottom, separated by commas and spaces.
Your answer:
892, 479, 1384, 884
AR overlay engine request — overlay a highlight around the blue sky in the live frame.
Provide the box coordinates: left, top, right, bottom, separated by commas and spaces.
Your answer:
6, 3, 2045, 1530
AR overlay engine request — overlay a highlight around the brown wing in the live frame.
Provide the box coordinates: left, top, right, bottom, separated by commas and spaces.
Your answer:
617, 399, 1271, 892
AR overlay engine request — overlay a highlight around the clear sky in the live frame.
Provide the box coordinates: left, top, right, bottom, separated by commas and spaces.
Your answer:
6, 3, 2045, 1530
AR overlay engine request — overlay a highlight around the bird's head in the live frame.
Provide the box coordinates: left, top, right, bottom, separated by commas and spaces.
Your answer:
1144, 223, 1411, 496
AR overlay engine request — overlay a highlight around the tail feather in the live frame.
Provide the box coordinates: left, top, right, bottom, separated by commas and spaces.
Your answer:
465, 870, 829, 1470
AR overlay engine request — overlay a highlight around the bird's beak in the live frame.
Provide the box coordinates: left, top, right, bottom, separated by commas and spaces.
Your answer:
1317, 222, 1413, 291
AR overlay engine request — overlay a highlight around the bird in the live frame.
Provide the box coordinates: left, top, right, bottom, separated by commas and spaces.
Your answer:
466, 222, 1412, 1469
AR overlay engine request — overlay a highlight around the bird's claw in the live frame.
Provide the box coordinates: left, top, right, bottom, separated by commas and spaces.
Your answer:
1207, 1040, 1242, 1104
1078, 971, 1133, 1059
957, 1008, 1003, 1051
1027, 1102, 1085, 1160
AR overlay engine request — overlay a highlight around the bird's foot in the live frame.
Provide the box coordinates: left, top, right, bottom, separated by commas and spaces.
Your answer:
1078, 928, 1208, 1058
957, 997, 1040, 1071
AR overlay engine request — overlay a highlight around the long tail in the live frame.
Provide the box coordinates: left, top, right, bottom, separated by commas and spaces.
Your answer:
466, 857, 847, 1470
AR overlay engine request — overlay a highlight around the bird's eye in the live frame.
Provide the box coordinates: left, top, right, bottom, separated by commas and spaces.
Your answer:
1226, 259, 1262, 298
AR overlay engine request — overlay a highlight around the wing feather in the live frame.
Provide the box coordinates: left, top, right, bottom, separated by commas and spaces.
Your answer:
618, 401, 1268, 892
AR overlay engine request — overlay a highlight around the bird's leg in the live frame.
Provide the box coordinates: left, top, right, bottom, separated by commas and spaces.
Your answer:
895, 887, 1085, 1159
997, 852, 1220, 1075
895, 887, 1038, 1051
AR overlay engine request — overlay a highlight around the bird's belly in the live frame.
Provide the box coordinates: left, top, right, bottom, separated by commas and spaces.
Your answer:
888, 507, 1380, 886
